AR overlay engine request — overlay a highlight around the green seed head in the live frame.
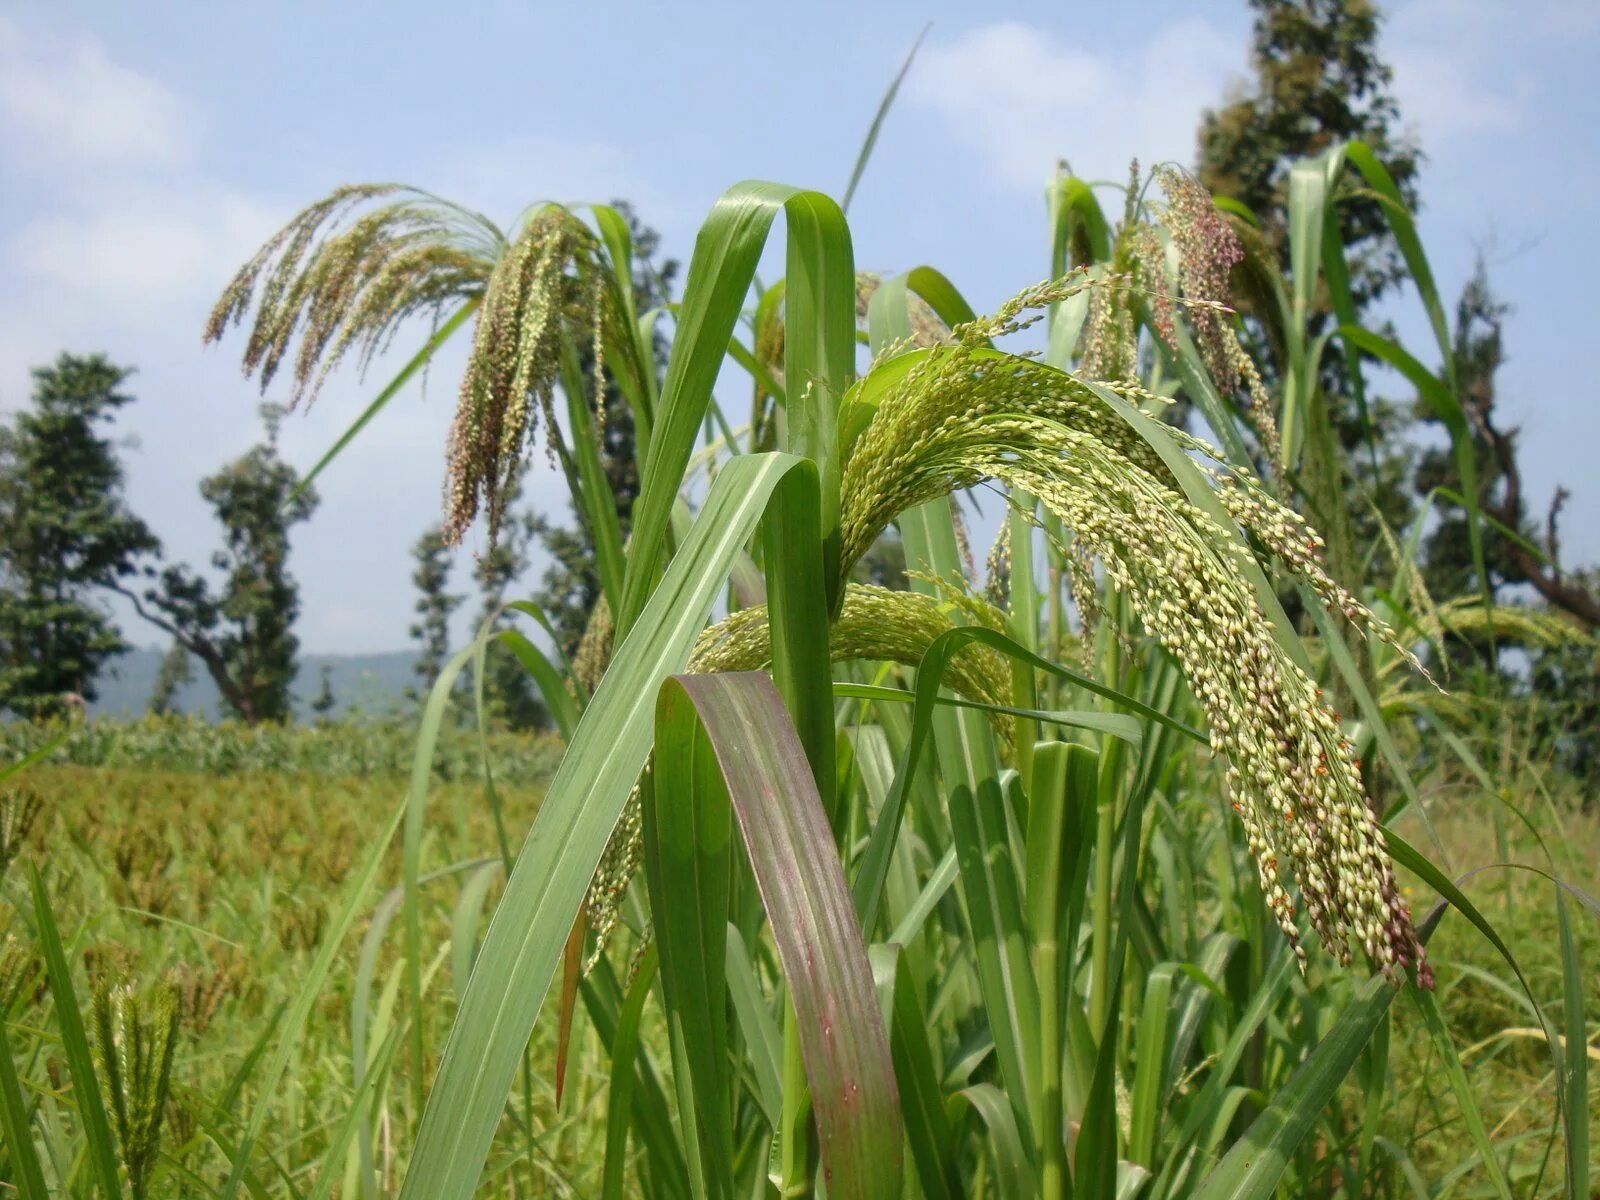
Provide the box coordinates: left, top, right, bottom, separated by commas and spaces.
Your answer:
0, 787, 43, 879
838, 286, 1430, 984
93, 977, 181, 1200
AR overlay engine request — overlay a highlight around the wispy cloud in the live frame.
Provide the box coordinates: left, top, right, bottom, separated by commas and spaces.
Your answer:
0, 16, 268, 369
9, 185, 278, 310
0, 15, 196, 172
906, 18, 1242, 193
1387, 0, 1600, 147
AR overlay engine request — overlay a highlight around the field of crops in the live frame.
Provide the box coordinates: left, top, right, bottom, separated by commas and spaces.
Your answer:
2, 723, 1595, 1198
3, 124, 1599, 1200
2, 724, 562, 1195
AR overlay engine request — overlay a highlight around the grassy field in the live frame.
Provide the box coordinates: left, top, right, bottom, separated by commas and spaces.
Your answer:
2, 721, 604, 1196
2, 719, 1594, 1197
1387, 774, 1600, 1189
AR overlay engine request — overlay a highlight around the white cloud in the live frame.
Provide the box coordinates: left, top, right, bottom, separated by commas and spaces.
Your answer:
0, 16, 196, 171
7, 187, 279, 309
1386, 0, 1533, 146
1387, 0, 1600, 147
906, 19, 1242, 193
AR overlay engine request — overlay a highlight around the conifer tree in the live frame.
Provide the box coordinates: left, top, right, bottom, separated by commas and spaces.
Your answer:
408, 524, 462, 698
0, 354, 158, 718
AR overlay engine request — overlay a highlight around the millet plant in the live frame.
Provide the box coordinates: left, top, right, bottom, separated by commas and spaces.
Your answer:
199, 142, 1592, 1199
4, 142, 1590, 1199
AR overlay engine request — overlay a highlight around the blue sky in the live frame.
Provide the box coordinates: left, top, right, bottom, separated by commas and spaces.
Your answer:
2, 1, 1596, 653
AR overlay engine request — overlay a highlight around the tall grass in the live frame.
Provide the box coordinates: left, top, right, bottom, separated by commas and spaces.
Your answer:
2, 142, 1594, 1198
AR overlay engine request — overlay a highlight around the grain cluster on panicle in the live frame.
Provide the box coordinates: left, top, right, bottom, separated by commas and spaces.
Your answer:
0, 786, 43, 878
838, 284, 1431, 984
1076, 164, 1280, 461
204, 185, 504, 409
444, 206, 620, 545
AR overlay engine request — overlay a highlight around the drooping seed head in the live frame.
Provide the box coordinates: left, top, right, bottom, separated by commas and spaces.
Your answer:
204, 184, 505, 409
837, 289, 1430, 984
445, 205, 623, 546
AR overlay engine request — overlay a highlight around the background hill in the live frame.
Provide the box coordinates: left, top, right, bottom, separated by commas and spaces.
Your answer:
91, 646, 421, 721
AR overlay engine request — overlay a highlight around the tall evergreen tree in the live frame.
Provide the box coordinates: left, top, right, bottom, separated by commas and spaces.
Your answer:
311, 663, 337, 719
1198, 0, 1421, 310
408, 524, 463, 698
121, 406, 317, 723
0, 354, 158, 719
148, 639, 193, 716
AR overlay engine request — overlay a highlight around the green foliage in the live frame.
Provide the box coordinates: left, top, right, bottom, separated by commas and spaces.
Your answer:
0, 745, 1593, 1197
0, 354, 159, 719
91, 977, 179, 1200
0, 753, 556, 1196
147, 639, 193, 716
1198, 0, 1420, 309
3, 68, 1590, 1195
471, 468, 551, 732
130, 406, 318, 724
311, 663, 336, 718
0, 788, 42, 879
530, 201, 677, 657
174, 148, 1591, 1198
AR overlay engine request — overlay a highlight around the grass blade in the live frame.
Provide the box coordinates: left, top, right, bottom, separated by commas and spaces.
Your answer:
642, 700, 736, 1194
399, 453, 819, 1200
601, 946, 660, 1200
293, 298, 478, 499
620, 183, 852, 634
305, 1024, 404, 1200
1557, 887, 1589, 1200
841, 25, 929, 212
0, 1005, 49, 1199
656, 671, 902, 1200
950, 1083, 1035, 1199
1191, 973, 1406, 1200
219, 795, 406, 1200
27, 868, 121, 1199
725, 925, 783, 1127
1406, 986, 1514, 1198
883, 948, 962, 1200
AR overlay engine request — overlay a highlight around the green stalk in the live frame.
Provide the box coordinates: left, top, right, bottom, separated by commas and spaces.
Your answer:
778, 1015, 812, 1196
1087, 590, 1126, 1041
1008, 490, 1040, 785
1026, 743, 1094, 1200
1088, 772, 1118, 1041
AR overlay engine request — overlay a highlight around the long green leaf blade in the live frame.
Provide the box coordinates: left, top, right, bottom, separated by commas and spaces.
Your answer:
399, 453, 817, 1200
656, 671, 902, 1200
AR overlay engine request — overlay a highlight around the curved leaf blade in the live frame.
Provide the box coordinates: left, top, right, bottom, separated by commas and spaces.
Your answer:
399, 452, 818, 1200
655, 671, 902, 1200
